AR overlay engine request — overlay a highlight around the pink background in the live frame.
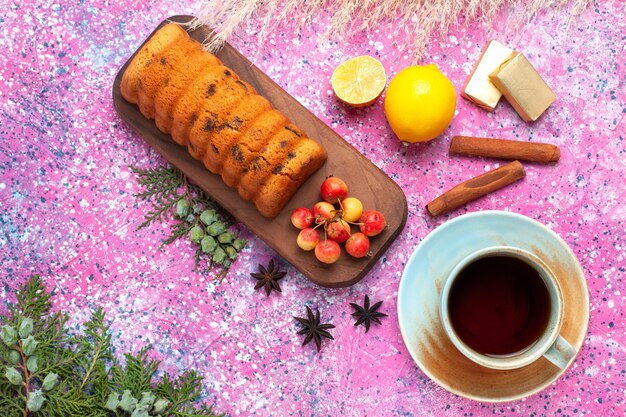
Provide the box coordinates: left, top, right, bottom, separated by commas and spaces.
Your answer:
1, 1, 624, 416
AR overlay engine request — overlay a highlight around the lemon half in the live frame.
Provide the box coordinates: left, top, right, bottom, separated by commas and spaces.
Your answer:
331, 55, 387, 107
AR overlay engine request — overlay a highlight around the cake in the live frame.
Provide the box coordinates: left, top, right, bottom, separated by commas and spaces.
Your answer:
254, 138, 331, 218
154, 52, 219, 133
236, 124, 302, 200
137, 38, 202, 119
202, 94, 273, 175
221, 109, 288, 189
119, 23, 189, 103
120, 23, 327, 218
169, 65, 231, 146
186, 77, 250, 162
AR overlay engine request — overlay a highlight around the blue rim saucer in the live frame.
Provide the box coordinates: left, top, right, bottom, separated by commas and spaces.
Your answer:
397, 211, 589, 402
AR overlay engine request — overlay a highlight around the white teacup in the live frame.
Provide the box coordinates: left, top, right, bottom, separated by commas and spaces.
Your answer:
440, 246, 576, 370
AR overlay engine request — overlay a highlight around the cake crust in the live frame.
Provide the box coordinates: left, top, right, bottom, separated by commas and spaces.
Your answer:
170, 65, 231, 146
120, 24, 188, 104
187, 77, 249, 163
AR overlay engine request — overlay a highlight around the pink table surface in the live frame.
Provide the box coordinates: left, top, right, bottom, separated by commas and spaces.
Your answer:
1, 1, 625, 416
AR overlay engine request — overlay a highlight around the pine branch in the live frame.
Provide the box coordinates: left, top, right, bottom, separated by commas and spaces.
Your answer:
0, 382, 23, 417
42, 388, 101, 417
111, 346, 159, 395
131, 166, 184, 200
10, 275, 51, 322
156, 371, 223, 417
162, 219, 196, 247
0, 277, 224, 417
132, 166, 185, 231
31, 310, 81, 380
186, 182, 231, 224
136, 193, 181, 231
131, 164, 247, 279
77, 308, 112, 392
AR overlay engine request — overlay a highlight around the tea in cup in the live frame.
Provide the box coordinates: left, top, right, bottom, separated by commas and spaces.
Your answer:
440, 246, 575, 370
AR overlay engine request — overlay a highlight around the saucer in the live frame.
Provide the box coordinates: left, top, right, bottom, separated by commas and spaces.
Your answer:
397, 211, 589, 402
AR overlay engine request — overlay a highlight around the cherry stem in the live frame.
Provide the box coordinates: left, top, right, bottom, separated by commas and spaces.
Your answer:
343, 220, 364, 226
312, 222, 325, 231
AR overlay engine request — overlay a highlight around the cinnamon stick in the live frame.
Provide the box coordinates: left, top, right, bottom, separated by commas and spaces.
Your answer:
426, 160, 526, 216
450, 136, 560, 163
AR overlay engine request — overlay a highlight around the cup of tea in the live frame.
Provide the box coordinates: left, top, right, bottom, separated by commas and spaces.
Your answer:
440, 246, 576, 370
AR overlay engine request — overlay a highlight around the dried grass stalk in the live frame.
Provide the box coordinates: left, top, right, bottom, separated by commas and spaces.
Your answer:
193, 0, 591, 59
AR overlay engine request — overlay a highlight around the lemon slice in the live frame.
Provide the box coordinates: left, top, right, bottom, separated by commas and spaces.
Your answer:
331, 55, 387, 107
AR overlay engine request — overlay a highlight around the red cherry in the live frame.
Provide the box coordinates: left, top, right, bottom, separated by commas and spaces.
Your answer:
313, 201, 335, 223
315, 240, 341, 264
297, 228, 320, 251
291, 207, 314, 229
359, 210, 385, 237
345, 232, 370, 258
320, 176, 348, 203
325, 220, 351, 243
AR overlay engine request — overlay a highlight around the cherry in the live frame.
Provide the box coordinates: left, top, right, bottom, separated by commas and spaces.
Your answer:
325, 219, 351, 243
291, 207, 314, 229
345, 232, 370, 258
313, 201, 335, 223
340, 197, 363, 223
315, 240, 341, 264
359, 210, 385, 237
297, 228, 320, 251
320, 176, 348, 203
290, 176, 386, 265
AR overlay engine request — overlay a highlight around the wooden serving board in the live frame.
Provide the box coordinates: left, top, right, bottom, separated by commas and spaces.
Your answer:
112, 15, 407, 287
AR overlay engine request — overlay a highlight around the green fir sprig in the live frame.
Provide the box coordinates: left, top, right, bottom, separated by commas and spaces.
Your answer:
131, 165, 246, 280
0, 276, 223, 417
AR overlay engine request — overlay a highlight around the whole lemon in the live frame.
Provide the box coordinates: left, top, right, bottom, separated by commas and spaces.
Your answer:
384, 64, 456, 143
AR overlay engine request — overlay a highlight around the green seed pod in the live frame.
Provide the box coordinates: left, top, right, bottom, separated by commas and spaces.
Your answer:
41, 373, 59, 391
104, 392, 120, 411
200, 209, 217, 225
189, 225, 205, 243
26, 356, 38, 373
201, 236, 217, 253
225, 245, 238, 260
139, 391, 155, 407
232, 238, 246, 251
222, 259, 231, 268
119, 390, 138, 412
193, 203, 202, 214
21, 335, 38, 356
1, 325, 17, 347
4, 367, 23, 385
207, 221, 226, 236
152, 398, 170, 414
131, 405, 150, 417
218, 232, 234, 244
19, 318, 34, 339
212, 246, 226, 264
26, 389, 45, 412
8, 350, 21, 365
176, 199, 190, 218
185, 214, 196, 223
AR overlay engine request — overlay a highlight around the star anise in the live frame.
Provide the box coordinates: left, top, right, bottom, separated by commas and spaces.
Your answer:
250, 259, 286, 296
350, 295, 388, 333
294, 306, 335, 352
